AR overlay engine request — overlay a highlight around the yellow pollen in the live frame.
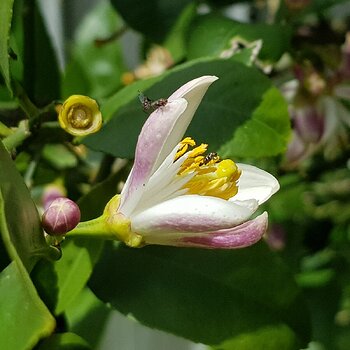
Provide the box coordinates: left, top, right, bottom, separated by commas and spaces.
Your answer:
175, 138, 241, 200
175, 137, 196, 160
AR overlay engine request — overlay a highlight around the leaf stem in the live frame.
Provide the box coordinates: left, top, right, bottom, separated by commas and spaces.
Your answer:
2, 120, 31, 150
0, 121, 13, 137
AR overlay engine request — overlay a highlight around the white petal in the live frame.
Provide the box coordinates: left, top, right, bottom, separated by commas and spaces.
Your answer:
130, 194, 258, 235
158, 75, 218, 168
119, 99, 187, 216
232, 164, 280, 205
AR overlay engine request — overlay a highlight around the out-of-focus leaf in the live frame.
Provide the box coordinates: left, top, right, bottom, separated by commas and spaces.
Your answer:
164, 3, 197, 62
90, 243, 310, 346
0, 141, 58, 270
0, 0, 14, 94
110, 0, 193, 42
42, 144, 78, 170
65, 288, 111, 348
219, 87, 290, 158
84, 58, 290, 158
32, 238, 103, 315
22, 0, 60, 106
276, 0, 350, 22
37, 332, 91, 350
32, 170, 125, 315
187, 15, 292, 62
0, 261, 56, 350
213, 324, 298, 350
62, 1, 125, 99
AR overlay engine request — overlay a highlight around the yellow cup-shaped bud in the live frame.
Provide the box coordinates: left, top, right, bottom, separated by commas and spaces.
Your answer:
58, 95, 102, 136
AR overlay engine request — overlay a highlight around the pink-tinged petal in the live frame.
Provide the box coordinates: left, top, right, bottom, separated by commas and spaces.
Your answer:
155, 75, 218, 170
130, 195, 258, 235
141, 212, 268, 249
232, 164, 280, 205
120, 99, 187, 216
120, 76, 218, 216
179, 212, 268, 249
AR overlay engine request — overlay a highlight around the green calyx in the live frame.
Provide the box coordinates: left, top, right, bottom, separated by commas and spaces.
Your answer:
66, 194, 144, 247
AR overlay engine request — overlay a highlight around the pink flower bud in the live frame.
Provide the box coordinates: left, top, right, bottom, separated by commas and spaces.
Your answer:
42, 197, 81, 235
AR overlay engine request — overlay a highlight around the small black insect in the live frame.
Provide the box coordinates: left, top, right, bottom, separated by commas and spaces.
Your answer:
202, 152, 219, 165
138, 91, 168, 114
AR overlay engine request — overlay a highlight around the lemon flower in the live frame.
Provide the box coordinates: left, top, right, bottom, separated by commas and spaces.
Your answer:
68, 76, 279, 249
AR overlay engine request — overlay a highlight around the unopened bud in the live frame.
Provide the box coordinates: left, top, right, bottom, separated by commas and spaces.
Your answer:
58, 95, 102, 136
42, 197, 81, 235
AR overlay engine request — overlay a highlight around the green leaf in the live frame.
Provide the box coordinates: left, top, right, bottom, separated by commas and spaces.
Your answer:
218, 87, 291, 158
65, 288, 111, 348
37, 332, 92, 350
187, 14, 292, 62
110, 0, 193, 42
89, 243, 311, 346
22, 0, 60, 106
42, 144, 78, 170
32, 238, 103, 315
0, 0, 14, 94
62, 1, 125, 99
0, 261, 56, 350
84, 58, 290, 158
214, 324, 299, 350
0, 141, 58, 270
163, 3, 197, 62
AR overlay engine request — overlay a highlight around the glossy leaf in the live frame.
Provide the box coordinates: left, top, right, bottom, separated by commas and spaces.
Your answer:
62, 1, 125, 99
0, 141, 58, 270
90, 242, 310, 346
0, 261, 56, 350
84, 58, 290, 158
187, 15, 292, 62
37, 332, 92, 350
110, 0, 193, 42
0, 0, 14, 93
65, 288, 111, 348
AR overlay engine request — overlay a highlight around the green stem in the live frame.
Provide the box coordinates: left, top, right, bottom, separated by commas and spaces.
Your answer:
2, 120, 31, 150
0, 121, 13, 137
67, 215, 116, 240
13, 80, 40, 119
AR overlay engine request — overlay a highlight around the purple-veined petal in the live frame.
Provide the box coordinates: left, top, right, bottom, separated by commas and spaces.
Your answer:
232, 164, 280, 205
141, 212, 268, 249
130, 194, 258, 235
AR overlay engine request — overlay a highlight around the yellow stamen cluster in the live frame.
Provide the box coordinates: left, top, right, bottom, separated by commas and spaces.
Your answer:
175, 138, 241, 200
